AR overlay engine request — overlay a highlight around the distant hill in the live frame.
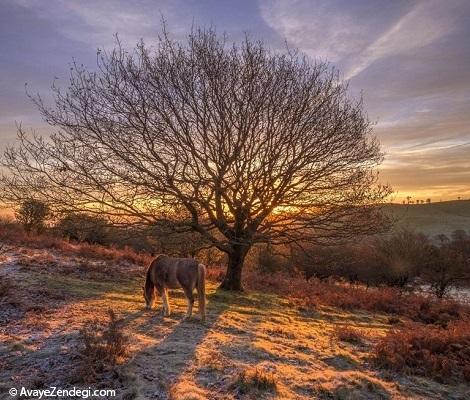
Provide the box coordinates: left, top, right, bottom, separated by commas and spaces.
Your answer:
384, 200, 470, 237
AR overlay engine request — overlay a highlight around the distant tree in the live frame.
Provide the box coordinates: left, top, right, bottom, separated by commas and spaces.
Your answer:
426, 198, 431, 204
406, 196, 412, 204
425, 234, 470, 299
0, 27, 391, 290
15, 199, 50, 233
372, 230, 433, 288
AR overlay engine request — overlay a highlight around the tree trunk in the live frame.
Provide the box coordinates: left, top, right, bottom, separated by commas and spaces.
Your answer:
219, 245, 248, 291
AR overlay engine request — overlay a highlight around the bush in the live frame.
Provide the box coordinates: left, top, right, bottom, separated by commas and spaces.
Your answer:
76, 309, 129, 382
233, 367, 277, 395
15, 199, 50, 233
371, 230, 433, 288
335, 326, 365, 344
56, 213, 109, 244
375, 321, 470, 383
291, 231, 439, 289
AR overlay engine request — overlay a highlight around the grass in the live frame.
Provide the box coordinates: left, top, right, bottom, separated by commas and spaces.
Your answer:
1, 237, 470, 397
385, 200, 470, 236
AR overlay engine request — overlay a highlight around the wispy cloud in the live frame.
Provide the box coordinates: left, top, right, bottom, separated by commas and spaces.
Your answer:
8, 0, 185, 48
1, 0, 470, 200
259, 0, 457, 79
344, 1, 455, 79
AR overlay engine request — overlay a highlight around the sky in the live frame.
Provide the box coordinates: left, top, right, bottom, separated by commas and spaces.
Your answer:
1, 0, 469, 202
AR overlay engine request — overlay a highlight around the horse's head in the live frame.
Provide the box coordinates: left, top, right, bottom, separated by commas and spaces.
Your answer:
143, 284, 155, 310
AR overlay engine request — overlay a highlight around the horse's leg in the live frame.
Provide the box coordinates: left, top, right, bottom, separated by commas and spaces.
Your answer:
182, 286, 194, 319
162, 288, 171, 317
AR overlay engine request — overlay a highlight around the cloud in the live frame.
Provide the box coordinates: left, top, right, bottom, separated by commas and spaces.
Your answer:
343, 1, 455, 79
2, 0, 470, 200
8, 0, 186, 49
259, 0, 458, 79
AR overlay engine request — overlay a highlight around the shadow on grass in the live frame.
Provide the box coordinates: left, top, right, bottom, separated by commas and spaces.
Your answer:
127, 287, 240, 398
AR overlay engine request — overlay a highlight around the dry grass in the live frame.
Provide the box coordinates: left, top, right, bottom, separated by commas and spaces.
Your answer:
0, 226, 151, 266
374, 320, 470, 383
233, 367, 278, 395
76, 309, 129, 382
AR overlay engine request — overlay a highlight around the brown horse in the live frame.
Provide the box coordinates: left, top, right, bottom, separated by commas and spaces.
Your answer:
143, 254, 206, 322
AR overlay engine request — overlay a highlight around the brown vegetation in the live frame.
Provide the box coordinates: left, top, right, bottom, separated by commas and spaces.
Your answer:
375, 321, 470, 383
244, 269, 469, 325
0, 222, 151, 266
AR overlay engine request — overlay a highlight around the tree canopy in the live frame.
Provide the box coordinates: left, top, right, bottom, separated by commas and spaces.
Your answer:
0, 28, 391, 289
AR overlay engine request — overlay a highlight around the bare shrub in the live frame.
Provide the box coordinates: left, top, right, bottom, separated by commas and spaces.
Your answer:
423, 231, 470, 298
257, 244, 291, 275
76, 309, 129, 382
375, 321, 470, 383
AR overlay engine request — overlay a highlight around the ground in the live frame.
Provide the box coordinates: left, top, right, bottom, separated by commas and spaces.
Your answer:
1, 246, 469, 399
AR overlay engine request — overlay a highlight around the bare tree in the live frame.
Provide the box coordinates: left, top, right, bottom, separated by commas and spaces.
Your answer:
0, 28, 390, 290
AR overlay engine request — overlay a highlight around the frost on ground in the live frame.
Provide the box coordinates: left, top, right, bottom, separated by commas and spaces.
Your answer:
0, 246, 469, 400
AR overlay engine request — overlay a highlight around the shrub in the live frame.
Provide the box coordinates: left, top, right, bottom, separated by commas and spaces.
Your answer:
15, 199, 50, 233
291, 231, 433, 289
56, 213, 109, 244
76, 309, 129, 382
233, 367, 277, 395
371, 230, 433, 288
374, 321, 470, 383
335, 326, 365, 344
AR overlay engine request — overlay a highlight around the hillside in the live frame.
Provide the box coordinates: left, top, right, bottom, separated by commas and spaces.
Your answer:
385, 200, 470, 237
1, 245, 469, 399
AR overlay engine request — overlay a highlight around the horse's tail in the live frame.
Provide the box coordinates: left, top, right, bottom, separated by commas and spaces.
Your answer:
197, 263, 206, 322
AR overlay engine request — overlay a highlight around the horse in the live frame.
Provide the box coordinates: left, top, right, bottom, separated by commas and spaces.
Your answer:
143, 254, 206, 322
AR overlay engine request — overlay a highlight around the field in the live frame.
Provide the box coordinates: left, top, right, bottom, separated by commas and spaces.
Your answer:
386, 200, 470, 237
1, 242, 469, 399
